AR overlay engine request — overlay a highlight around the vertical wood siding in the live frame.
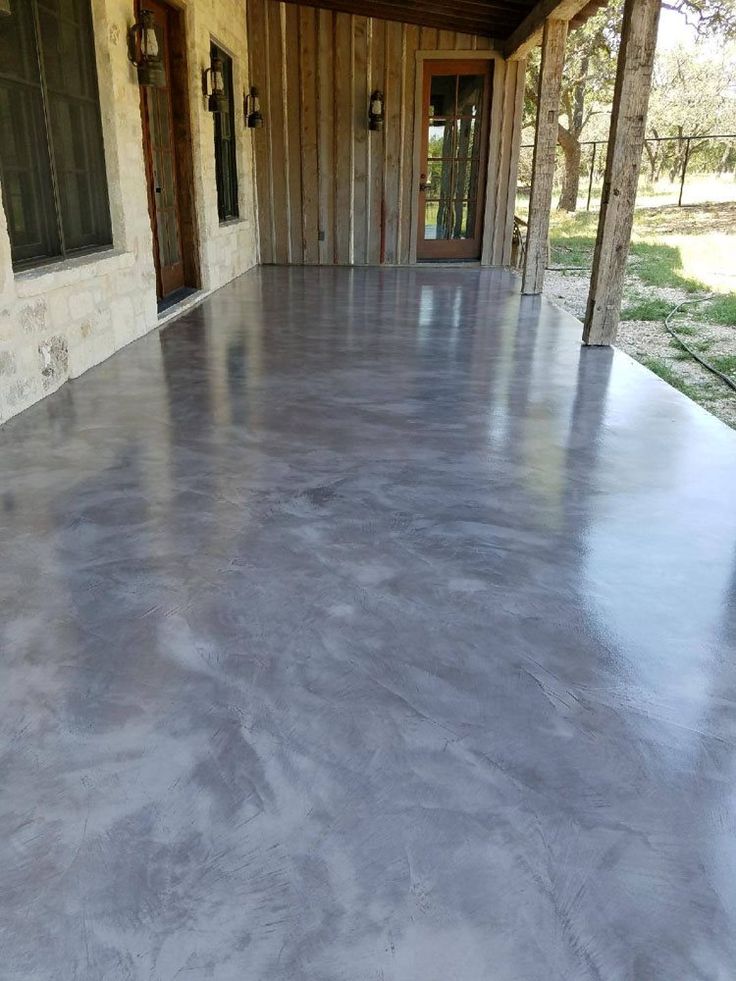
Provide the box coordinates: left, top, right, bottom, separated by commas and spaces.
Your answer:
247, 0, 525, 265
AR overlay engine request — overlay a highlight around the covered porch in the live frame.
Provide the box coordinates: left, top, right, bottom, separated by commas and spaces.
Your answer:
2, 265, 736, 977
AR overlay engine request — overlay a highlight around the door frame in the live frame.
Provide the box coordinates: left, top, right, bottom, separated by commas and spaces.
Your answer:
410, 50, 503, 266
416, 58, 493, 261
136, 0, 200, 301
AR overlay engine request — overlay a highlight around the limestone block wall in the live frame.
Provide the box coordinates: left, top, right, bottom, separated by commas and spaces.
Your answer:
0, 0, 258, 426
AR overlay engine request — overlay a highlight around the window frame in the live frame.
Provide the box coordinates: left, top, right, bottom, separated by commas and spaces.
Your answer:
0, 0, 112, 270
211, 42, 239, 224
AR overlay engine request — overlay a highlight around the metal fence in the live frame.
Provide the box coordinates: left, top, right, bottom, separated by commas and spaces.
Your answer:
517, 133, 736, 212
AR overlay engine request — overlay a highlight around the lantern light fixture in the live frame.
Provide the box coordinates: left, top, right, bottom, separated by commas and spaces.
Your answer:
368, 90, 384, 131
204, 53, 227, 113
244, 86, 264, 128
127, 9, 165, 88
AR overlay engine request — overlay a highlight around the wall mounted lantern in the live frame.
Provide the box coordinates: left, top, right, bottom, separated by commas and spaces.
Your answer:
244, 86, 263, 128
203, 53, 227, 113
127, 9, 165, 88
368, 90, 384, 131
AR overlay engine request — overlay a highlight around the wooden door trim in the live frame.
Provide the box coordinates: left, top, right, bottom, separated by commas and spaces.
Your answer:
409, 51, 501, 264
137, 0, 191, 300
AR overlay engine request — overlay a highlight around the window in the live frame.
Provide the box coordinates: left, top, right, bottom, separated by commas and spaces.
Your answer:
212, 44, 238, 222
0, 0, 111, 268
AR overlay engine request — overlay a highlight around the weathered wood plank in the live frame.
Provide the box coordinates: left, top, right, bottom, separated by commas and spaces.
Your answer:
521, 19, 567, 294
367, 18, 385, 263
317, 9, 335, 264
266, 0, 290, 263
481, 56, 506, 265
299, 6, 320, 264
504, 0, 592, 60
383, 19, 403, 263
284, 3, 304, 262
454, 31, 476, 49
501, 57, 527, 265
584, 0, 661, 344
247, 0, 273, 263
398, 22, 419, 262
334, 12, 353, 262
352, 15, 369, 263
490, 57, 517, 263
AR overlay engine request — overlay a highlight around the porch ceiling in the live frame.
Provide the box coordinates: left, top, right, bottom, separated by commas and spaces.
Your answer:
278, 0, 541, 39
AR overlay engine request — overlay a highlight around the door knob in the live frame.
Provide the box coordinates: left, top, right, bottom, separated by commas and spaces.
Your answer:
419, 174, 431, 192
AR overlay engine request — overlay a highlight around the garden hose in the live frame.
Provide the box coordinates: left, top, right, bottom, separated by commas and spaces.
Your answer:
664, 296, 736, 395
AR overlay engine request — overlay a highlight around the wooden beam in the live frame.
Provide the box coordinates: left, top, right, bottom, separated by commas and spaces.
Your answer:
503, 0, 590, 59
583, 0, 661, 345
521, 18, 567, 295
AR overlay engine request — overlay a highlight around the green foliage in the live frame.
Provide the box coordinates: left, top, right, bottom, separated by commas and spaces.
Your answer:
628, 242, 702, 292
621, 297, 676, 321
703, 294, 736, 325
638, 356, 704, 399
549, 235, 595, 267
710, 354, 736, 374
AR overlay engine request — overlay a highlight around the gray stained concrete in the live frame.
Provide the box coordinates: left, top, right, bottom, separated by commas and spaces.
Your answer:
2, 267, 736, 981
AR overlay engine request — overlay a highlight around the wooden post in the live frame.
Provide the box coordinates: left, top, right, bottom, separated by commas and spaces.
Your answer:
521, 18, 567, 295
583, 0, 661, 345
678, 136, 691, 207
586, 141, 597, 211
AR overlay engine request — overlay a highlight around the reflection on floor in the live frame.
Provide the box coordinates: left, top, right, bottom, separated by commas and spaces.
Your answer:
2, 266, 736, 980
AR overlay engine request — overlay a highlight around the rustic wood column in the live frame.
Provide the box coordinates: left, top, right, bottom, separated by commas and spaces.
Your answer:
521, 18, 567, 295
583, 0, 661, 345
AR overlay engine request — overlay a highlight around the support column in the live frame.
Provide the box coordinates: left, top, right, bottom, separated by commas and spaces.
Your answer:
583, 0, 661, 345
521, 18, 567, 295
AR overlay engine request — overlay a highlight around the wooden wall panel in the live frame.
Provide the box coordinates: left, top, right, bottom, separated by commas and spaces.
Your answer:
266, 0, 290, 263
317, 8, 334, 264
247, 0, 525, 266
399, 23, 419, 261
333, 11, 353, 262
382, 20, 403, 264
299, 6, 320, 264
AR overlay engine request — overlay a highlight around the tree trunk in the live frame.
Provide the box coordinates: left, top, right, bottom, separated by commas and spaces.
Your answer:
557, 127, 581, 211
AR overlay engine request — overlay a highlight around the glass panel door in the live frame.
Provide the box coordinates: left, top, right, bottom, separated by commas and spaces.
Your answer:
417, 60, 492, 261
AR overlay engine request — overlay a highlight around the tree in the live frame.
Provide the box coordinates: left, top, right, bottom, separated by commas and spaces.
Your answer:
645, 43, 736, 184
524, 0, 736, 211
524, 4, 621, 211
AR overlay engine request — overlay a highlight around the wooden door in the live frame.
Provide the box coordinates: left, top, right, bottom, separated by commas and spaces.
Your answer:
139, 0, 185, 299
417, 60, 493, 261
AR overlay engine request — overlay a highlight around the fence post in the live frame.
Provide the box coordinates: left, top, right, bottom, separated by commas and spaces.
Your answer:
678, 137, 691, 207
586, 142, 598, 211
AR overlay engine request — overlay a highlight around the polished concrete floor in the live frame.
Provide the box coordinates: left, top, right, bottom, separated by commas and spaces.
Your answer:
2, 266, 736, 980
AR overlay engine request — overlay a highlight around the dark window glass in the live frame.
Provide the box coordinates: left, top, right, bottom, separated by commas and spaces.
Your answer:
0, 0, 111, 268
212, 44, 238, 223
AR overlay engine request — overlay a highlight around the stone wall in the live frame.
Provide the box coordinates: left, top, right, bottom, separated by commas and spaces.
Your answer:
0, 0, 258, 426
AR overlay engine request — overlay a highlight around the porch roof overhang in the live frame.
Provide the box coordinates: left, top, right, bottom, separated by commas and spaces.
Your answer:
277, 0, 605, 54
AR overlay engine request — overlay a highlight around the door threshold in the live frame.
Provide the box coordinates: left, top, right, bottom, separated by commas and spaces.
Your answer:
157, 287, 205, 324
416, 260, 482, 266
